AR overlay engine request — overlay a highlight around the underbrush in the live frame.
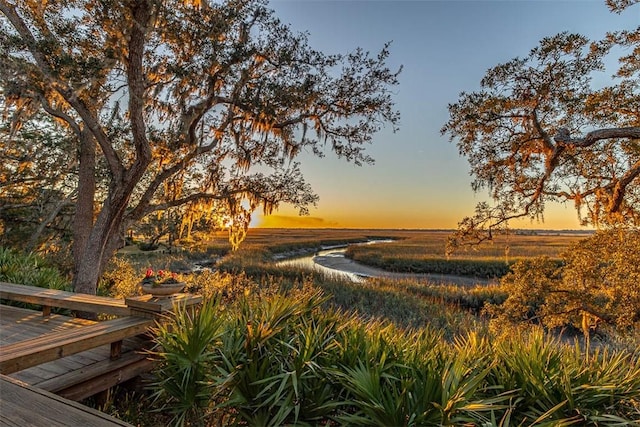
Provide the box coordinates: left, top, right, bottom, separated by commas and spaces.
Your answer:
0, 246, 71, 313
143, 287, 640, 426
94, 258, 640, 426
0, 246, 70, 290
401, 281, 508, 314
94, 240, 639, 426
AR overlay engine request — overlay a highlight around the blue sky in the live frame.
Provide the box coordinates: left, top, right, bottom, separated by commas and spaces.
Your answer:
255, 0, 639, 229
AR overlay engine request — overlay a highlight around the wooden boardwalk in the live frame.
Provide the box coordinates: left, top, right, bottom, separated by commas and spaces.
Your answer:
0, 282, 201, 426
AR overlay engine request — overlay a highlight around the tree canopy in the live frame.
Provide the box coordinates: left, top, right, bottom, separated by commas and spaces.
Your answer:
0, 0, 400, 294
442, 3, 639, 249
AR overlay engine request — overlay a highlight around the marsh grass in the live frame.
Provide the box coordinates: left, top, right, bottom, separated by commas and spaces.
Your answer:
345, 232, 580, 278
402, 281, 508, 313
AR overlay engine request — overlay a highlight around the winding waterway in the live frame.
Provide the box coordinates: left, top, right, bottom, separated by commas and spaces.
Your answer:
276, 241, 495, 286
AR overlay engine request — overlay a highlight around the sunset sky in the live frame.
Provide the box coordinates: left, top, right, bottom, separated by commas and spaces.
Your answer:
255, 0, 639, 229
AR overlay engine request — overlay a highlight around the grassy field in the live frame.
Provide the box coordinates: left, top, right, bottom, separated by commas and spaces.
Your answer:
118, 228, 588, 284
175, 227, 586, 259
182, 227, 413, 254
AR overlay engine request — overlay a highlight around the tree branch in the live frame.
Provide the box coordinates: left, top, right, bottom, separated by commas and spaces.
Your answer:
123, 0, 153, 183
554, 126, 640, 147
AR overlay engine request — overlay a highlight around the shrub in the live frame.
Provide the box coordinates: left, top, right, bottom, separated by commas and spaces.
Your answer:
488, 329, 640, 425
149, 298, 227, 426
488, 229, 640, 345
0, 246, 70, 290
99, 256, 143, 298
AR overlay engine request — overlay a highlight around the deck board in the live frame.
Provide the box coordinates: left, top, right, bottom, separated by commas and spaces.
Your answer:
0, 314, 153, 374
0, 375, 132, 426
0, 305, 95, 345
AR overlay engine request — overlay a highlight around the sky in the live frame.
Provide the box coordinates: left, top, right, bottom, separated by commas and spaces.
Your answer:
253, 0, 639, 229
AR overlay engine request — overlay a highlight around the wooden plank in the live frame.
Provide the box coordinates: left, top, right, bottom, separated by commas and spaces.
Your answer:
0, 305, 96, 346
32, 352, 88, 373
58, 357, 155, 401
59, 357, 156, 401
35, 349, 152, 393
0, 316, 154, 374
0, 282, 131, 316
8, 368, 44, 385
0, 374, 133, 427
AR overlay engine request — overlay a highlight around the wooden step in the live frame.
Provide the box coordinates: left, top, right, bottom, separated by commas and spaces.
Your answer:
33, 345, 156, 401
0, 317, 154, 374
1, 374, 133, 426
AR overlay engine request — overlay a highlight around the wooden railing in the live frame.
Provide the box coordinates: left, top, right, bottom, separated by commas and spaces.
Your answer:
0, 282, 200, 401
0, 281, 132, 317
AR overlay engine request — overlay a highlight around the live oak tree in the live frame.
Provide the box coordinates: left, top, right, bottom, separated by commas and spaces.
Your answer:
0, 0, 400, 295
442, 3, 639, 250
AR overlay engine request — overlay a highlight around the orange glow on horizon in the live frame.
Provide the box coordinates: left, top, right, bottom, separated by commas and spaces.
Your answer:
255, 203, 587, 230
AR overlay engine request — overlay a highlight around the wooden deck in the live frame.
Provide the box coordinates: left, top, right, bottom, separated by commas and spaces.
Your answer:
0, 282, 201, 425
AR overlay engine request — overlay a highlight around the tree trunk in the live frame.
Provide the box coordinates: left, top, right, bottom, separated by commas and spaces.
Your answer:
72, 129, 96, 293
73, 189, 130, 292
71, 1, 154, 300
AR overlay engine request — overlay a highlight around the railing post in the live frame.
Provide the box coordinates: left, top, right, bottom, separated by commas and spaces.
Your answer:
110, 341, 123, 360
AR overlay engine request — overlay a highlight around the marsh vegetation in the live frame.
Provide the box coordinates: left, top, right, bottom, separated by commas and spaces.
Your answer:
58, 229, 631, 425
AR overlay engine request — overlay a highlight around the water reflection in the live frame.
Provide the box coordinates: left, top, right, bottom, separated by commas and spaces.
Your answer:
275, 240, 492, 286
276, 247, 364, 282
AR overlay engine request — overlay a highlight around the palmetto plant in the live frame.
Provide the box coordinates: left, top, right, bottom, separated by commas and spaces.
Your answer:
0, 246, 70, 290
211, 288, 344, 426
149, 280, 640, 426
488, 330, 640, 426
334, 331, 510, 426
150, 298, 227, 426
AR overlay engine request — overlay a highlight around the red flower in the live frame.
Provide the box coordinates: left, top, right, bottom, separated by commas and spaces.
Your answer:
142, 268, 180, 287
